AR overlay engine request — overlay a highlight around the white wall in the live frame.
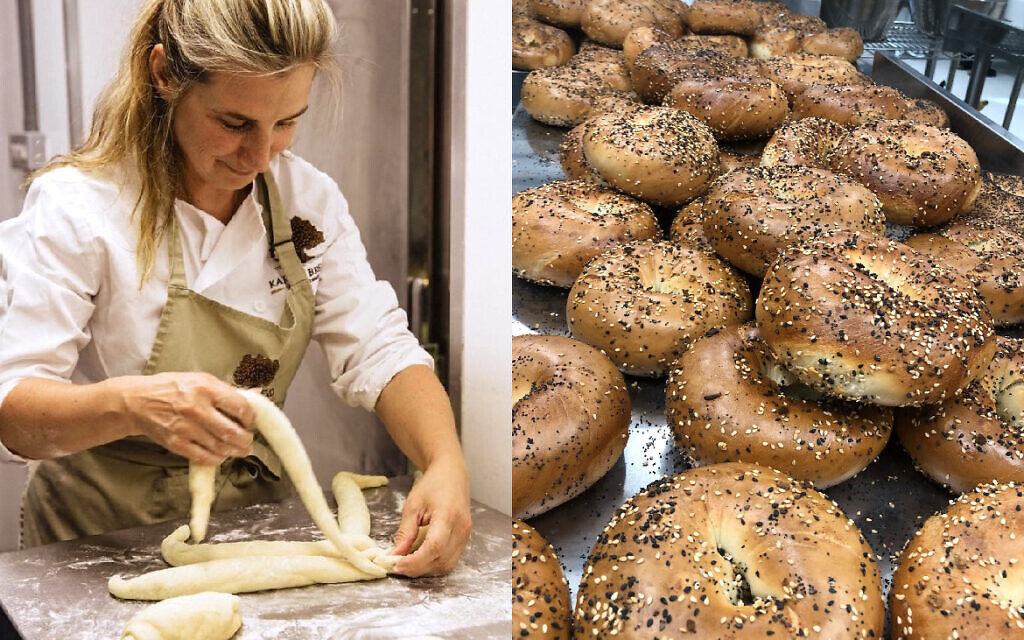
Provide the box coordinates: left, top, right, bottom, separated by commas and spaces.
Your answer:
446, 0, 512, 514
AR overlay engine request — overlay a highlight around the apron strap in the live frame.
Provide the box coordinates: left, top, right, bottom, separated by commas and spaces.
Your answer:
167, 174, 308, 292
166, 217, 189, 289
255, 173, 310, 291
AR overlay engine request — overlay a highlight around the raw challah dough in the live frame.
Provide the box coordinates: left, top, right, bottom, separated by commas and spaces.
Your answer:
120, 592, 241, 640
109, 555, 380, 601
159, 524, 386, 567
111, 391, 430, 603
187, 389, 382, 576
188, 464, 216, 542
111, 469, 427, 599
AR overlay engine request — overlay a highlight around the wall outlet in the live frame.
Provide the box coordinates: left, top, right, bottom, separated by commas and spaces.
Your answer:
9, 132, 47, 171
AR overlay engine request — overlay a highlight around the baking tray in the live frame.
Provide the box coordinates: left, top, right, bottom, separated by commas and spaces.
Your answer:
512, 51, 1024, 625
0, 475, 511, 640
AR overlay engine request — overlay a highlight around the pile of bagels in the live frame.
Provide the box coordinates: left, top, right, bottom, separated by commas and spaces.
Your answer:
511, 1, 1024, 639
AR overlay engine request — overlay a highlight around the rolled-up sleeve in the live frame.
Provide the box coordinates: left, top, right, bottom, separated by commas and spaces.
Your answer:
312, 187, 433, 412
0, 180, 102, 463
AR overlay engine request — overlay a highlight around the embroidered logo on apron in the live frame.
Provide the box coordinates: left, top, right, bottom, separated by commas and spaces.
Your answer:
270, 216, 324, 263
232, 353, 280, 399
291, 216, 325, 263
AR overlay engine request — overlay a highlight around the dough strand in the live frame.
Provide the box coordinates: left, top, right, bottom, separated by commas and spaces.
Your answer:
109, 555, 380, 601
187, 464, 216, 542
160, 524, 382, 566
332, 472, 372, 536
235, 389, 384, 577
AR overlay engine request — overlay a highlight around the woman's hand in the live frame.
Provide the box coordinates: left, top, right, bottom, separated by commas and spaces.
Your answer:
117, 372, 255, 464
391, 456, 472, 577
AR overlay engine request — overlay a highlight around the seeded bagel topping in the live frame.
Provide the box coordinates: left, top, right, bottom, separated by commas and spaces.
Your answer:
573, 463, 884, 638
890, 481, 1024, 640
756, 230, 995, 406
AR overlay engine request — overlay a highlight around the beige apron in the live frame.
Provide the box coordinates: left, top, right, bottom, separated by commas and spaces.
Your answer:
21, 172, 315, 547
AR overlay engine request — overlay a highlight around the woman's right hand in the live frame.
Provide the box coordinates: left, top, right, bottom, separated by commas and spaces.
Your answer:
116, 372, 255, 465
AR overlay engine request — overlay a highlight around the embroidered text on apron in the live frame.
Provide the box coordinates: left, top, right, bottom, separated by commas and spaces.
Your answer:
21, 172, 315, 547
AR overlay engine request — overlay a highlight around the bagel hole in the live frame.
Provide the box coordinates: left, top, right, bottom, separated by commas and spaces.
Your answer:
961, 235, 1003, 255
986, 562, 1024, 612
577, 199, 623, 218
760, 353, 827, 404
844, 247, 926, 304
637, 255, 695, 296
717, 547, 757, 607
647, 279, 691, 296
996, 380, 1024, 429
513, 375, 551, 407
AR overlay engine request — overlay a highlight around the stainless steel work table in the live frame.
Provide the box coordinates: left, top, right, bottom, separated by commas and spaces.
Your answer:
513, 53, 1024, 621
0, 475, 511, 639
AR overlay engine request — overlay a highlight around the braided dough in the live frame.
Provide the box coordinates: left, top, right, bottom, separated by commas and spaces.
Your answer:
109, 390, 421, 601
187, 389, 382, 576
163, 473, 392, 566
109, 554, 380, 601
110, 471, 414, 600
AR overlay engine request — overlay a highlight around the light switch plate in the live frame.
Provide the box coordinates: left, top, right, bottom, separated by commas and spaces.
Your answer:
9, 132, 47, 170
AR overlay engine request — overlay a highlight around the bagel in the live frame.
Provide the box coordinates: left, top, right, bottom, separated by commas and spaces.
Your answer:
512, 179, 662, 287
559, 97, 645, 184
559, 121, 607, 184
701, 165, 885, 277
573, 462, 884, 638
513, 14, 576, 70
521, 46, 633, 126
677, 34, 749, 58
791, 83, 908, 127
904, 221, 1024, 326
896, 336, 1024, 494
570, 44, 633, 91
901, 97, 950, 128
749, 14, 826, 59
630, 43, 741, 103
964, 171, 1024, 238
663, 73, 789, 140
513, 519, 572, 639
567, 239, 753, 376
623, 27, 749, 74
580, 0, 685, 48
581, 105, 720, 207
668, 197, 714, 249
667, 323, 893, 487
622, 26, 674, 73
687, 0, 782, 36
800, 27, 864, 62
756, 230, 996, 407
530, 0, 586, 28
829, 119, 982, 226
512, 334, 631, 518
757, 53, 871, 99
759, 116, 847, 167
890, 481, 1024, 640
521, 66, 618, 126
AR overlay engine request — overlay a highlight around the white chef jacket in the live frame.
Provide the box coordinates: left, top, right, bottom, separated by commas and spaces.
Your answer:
0, 151, 433, 463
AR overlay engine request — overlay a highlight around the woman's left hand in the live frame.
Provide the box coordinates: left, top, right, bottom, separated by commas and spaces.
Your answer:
391, 456, 472, 577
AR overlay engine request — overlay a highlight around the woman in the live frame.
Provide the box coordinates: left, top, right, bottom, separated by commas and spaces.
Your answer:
0, 0, 470, 577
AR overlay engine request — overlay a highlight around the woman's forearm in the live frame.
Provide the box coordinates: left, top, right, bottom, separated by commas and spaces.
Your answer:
0, 377, 132, 459
375, 365, 465, 471
0, 373, 254, 463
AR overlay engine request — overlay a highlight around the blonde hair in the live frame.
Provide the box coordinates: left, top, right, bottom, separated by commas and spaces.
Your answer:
36, 0, 336, 282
